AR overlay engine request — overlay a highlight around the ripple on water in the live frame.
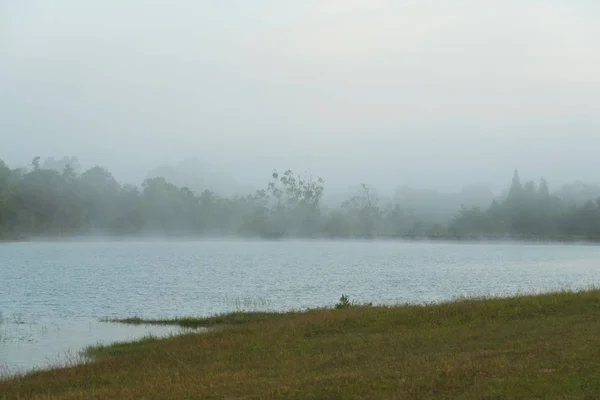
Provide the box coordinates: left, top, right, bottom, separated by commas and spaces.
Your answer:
1, 239, 600, 374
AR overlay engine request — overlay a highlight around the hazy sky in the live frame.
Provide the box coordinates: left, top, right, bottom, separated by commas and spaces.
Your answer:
2, 1, 600, 192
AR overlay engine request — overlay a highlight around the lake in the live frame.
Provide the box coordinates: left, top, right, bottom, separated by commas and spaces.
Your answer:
2, 239, 600, 376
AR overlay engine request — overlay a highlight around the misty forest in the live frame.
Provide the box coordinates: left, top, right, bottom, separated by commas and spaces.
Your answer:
2, 156, 600, 241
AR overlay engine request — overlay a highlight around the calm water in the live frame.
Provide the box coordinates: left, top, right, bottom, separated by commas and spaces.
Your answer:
2, 239, 600, 375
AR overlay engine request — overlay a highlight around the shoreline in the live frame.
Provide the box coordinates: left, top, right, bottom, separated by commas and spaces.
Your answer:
4, 234, 600, 245
3, 289, 600, 398
0, 317, 199, 382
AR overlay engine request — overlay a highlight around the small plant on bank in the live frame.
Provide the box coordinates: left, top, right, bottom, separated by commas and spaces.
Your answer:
335, 294, 372, 309
335, 294, 352, 309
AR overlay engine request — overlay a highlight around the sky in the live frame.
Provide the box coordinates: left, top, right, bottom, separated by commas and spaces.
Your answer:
2, 1, 600, 193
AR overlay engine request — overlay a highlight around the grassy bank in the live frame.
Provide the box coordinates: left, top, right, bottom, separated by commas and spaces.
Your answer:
2, 290, 600, 399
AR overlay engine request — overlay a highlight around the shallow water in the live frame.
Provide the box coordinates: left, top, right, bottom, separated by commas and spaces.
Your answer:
2, 239, 600, 374
0, 317, 192, 377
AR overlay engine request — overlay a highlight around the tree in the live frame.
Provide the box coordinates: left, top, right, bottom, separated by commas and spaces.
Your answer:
0, 160, 17, 237
538, 178, 550, 198
342, 184, 381, 238
80, 166, 121, 230
507, 169, 522, 201
264, 169, 325, 236
31, 156, 41, 171
43, 156, 81, 174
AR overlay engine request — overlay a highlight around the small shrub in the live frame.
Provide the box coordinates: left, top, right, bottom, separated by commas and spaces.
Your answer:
335, 294, 352, 309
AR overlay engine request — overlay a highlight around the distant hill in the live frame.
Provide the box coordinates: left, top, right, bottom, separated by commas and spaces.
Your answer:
147, 158, 254, 197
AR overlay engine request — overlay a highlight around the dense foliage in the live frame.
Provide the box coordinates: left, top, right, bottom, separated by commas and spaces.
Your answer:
2, 157, 600, 240
449, 170, 600, 239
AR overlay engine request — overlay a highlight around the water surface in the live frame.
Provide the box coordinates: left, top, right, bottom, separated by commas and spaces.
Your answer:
2, 239, 600, 374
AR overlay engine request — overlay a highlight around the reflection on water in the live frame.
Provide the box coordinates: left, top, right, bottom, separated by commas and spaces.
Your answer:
0, 317, 200, 378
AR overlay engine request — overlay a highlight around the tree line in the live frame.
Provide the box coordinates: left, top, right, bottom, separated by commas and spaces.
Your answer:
2, 157, 600, 241
449, 170, 600, 240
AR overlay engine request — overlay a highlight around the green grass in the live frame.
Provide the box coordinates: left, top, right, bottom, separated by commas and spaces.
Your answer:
3, 289, 600, 399
101, 310, 295, 328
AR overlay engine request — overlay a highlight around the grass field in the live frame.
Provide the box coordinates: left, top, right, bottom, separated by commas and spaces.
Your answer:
2, 290, 600, 399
